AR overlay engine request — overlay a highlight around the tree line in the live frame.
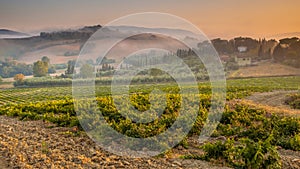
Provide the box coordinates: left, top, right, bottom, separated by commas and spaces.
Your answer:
200, 36, 300, 68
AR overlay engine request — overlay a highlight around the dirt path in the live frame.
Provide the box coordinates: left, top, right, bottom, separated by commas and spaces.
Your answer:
0, 115, 230, 169
236, 90, 300, 117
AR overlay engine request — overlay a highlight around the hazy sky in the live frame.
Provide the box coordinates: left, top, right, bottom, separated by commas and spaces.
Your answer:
0, 0, 299, 38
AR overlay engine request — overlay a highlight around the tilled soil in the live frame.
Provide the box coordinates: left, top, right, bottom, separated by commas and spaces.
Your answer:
0, 115, 230, 169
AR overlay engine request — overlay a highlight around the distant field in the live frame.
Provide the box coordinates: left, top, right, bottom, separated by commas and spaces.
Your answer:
0, 82, 13, 89
228, 61, 300, 78
20, 43, 80, 64
0, 76, 299, 106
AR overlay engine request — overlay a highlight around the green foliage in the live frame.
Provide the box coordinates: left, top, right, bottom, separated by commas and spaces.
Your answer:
0, 59, 33, 78
48, 65, 56, 74
80, 63, 94, 78
0, 99, 77, 127
33, 60, 48, 77
65, 60, 76, 75
41, 56, 50, 64
200, 136, 281, 169
273, 37, 300, 68
215, 104, 300, 151
289, 134, 300, 151
14, 77, 72, 87
198, 37, 275, 61
201, 139, 234, 161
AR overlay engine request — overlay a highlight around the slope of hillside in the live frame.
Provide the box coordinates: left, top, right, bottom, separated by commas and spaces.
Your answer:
0, 29, 30, 39
20, 43, 80, 64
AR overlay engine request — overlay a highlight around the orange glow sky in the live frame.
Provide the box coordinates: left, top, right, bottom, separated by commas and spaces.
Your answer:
0, 0, 299, 39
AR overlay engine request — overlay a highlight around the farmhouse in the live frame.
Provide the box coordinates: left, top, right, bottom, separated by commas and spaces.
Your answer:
235, 55, 251, 66
237, 46, 247, 53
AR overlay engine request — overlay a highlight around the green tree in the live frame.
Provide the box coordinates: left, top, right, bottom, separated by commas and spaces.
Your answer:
258, 45, 263, 58
273, 44, 287, 62
48, 65, 56, 74
65, 60, 76, 75
279, 37, 299, 45
80, 64, 94, 78
1, 66, 12, 78
41, 56, 50, 64
33, 60, 48, 77
41, 56, 57, 73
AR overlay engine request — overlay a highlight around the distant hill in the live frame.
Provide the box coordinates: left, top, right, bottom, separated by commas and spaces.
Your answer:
0, 26, 102, 62
39, 25, 101, 40
108, 26, 204, 40
0, 29, 30, 39
0, 25, 204, 64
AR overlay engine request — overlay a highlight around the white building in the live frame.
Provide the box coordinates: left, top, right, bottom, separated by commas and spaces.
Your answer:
235, 56, 251, 66
237, 46, 247, 53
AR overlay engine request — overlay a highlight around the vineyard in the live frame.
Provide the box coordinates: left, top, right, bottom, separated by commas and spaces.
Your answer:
0, 76, 300, 168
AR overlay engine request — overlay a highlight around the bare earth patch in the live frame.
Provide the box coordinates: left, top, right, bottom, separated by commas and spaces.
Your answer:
0, 116, 230, 169
1, 114, 299, 168
235, 90, 300, 117
228, 61, 300, 78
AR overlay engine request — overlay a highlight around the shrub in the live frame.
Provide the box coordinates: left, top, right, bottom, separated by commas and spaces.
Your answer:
200, 137, 281, 169
13, 74, 26, 86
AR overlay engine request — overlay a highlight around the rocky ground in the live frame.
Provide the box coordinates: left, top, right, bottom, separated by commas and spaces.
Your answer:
0, 115, 230, 169
1, 115, 300, 169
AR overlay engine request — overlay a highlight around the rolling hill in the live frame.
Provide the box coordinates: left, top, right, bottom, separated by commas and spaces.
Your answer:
0, 25, 201, 64
0, 29, 31, 39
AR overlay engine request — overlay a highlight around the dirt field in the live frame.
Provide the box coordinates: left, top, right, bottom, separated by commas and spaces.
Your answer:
235, 90, 300, 117
0, 115, 232, 169
1, 114, 299, 168
229, 61, 300, 78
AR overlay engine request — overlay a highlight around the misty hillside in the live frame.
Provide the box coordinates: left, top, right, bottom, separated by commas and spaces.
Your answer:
0, 25, 202, 64
0, 25, 299, 68
0, 29, 30, 39
0, 25, 102, 63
